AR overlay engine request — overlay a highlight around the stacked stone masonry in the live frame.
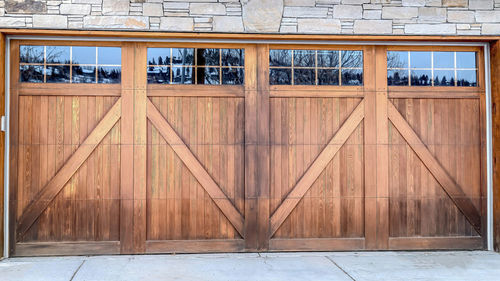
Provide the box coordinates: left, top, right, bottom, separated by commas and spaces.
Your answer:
0, 0, 499, 35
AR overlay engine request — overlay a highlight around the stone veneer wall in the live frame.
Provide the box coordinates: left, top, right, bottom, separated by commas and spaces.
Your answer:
0, 0, 499, 35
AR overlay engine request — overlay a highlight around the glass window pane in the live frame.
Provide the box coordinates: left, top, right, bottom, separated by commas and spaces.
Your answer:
293, 50, 315, 67
433, 52, 454, 69
72, 47, 96, 65
172, 67, 194, 84
98, 47, 121, 65
456, 52, 476, 69
221, 49, 244, 66
341, 51, 363, 68
98, 66, 121, 84
197, 49, 220, 66
317, 50, 339, 68
222, 68, 244, 85
269, 50, 291, 67
148, 48, 171, 65
72, 65, 96, 83
434, 70, 455, 86
46, 65, 70, 83
457, 70, 477, 86
197, 67, 220, 84
388, 70, 409, 86
318, 69, 339, 85
172, 48, 194, 65
20, 45, 44, 63
19, 65, 43, 83
46, 46, 70, 64
387, 51, 408, 69
269, 68, 291, 85
341, 69, 363, 85
294, 69, 315, 85
410, 52, 431, 69
147, 66, 171, 84
410, 70, 431, 86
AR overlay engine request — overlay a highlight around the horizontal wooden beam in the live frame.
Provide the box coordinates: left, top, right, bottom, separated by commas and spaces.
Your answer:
146, 239, 245, 253
269, 238, 365, 251
388, 237, 483, 250
1, 28, 498, 41
15, 241, 120, 256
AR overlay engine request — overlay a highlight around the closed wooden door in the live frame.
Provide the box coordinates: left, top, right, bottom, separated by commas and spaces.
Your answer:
9, 41, 487, 256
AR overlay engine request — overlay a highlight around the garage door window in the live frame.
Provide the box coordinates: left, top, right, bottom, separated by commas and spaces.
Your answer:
147, 48, 245, 85
19, 45, 122, 84
269, 49, 363, 86
387, 51, 477, 87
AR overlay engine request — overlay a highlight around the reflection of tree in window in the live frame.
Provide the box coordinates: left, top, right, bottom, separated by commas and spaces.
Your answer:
411, 74, 430, 86
341, 51, 362, 67
387, 52, 406, 68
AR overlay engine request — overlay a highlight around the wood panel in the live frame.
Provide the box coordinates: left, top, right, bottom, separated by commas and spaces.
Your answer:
0, 33, 5, 258
146, 97, 245, 240
491, 40, 500, 252
269, 98, 364, 239
388, 98, 481, 237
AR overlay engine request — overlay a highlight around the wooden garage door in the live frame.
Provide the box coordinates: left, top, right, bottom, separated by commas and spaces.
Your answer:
9, 41, 487, 256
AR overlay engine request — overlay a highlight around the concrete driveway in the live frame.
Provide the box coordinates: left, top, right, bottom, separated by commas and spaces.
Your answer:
1, 251, 499, 281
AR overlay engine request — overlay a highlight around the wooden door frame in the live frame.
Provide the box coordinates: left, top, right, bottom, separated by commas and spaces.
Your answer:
3, 36, 494, 255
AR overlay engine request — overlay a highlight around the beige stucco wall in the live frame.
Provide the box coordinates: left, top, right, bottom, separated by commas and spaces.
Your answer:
0, 0, 499, 35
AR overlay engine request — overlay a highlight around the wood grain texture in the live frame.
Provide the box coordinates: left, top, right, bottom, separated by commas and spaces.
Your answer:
146, 99, 245, 236
0, 33, 5, 257
15, 241, 120, 256
269, 238, 365, 251
16, 98, 121, 239
388, 237, 483, 250
146, 239, 245, 253
388, 101, 481, 233
269, 99, 364, 236
491, 40, 500, 252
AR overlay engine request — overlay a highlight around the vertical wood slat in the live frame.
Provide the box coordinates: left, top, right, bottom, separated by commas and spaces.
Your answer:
375, 46, 389, 249
0, 33, 5, 257
244, 44, 264, 250
133, 44, 148, 253
363, 46, 377, 249
120, 42, 135, 254
492, 40, 500, 252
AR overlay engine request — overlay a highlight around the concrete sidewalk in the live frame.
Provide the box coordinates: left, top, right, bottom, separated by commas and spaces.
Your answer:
1, 251, 499, 281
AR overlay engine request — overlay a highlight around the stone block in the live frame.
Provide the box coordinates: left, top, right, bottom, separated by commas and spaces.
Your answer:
482, 23, 500, 34
447, 11, 475, 23
382, 7, 418, 19
283, 6, 329, 17
405, 23, 456, 34
333, 5, 363, 19
33, 15, 67, 28
190, 3, 225, 15
284, 0, 316, 6
213, 16, 244, 32
469, 0, 493, 9
475, 11, 500, 22
297, 18, 341, 33
280, 25, 297, 33
418, 7, 446, 22
0, 16, 25, 27
102, 0, 129, 15
73, 0, 102, 4
242, 0, 283, 32
341, 0, 370, 3
60, 4, 91, 15
164, 2, 189, 9
403, 0, 425, 6
160, 17, 193, 31
353, 19, 392, 34
143, 3, 163, 16
425, 0, 442, 6
6, 0, 46, 13
84, 16, 149, 29
363, 9, 381, 19
442, 0, 467, 7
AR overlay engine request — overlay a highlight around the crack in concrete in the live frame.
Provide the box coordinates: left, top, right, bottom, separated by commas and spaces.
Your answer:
69, 259, 86, 281
325, 256, 356, 281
